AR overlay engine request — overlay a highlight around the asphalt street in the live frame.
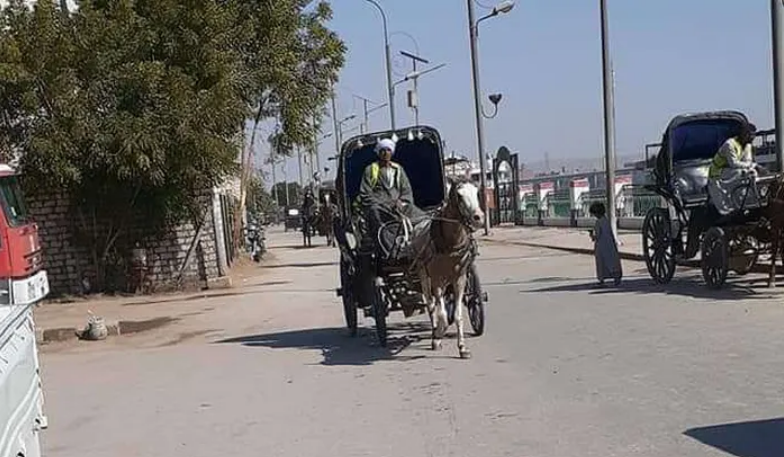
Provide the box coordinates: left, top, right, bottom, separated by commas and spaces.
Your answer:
40, 230, 784, 457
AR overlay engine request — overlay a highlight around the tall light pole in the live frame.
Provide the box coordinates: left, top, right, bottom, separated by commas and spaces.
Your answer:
353, 94, 379, 134
599, 0, 617, 235
338, 114, 358, 146
330, 92, 341, 161
772, 0, 784, 172
467, 0, 514, 236
364, 0, 396, 130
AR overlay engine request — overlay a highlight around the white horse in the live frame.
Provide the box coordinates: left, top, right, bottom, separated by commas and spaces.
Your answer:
415, 179, 484, 359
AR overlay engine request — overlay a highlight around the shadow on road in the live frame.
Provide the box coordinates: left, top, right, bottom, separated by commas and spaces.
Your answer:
684, 417, 783, 457
263, 261, 339, 269
526, 276, 771, 302
215, 322, 434, 366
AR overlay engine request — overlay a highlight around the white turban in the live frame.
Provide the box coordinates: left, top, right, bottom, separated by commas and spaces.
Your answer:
375, 138, 396, 154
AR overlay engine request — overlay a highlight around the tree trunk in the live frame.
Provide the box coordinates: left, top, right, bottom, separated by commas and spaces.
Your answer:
234, 101, 266, 258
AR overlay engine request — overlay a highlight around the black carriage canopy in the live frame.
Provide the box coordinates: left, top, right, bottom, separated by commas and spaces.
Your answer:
338, 127, 446, 213
653, 111, 749, 183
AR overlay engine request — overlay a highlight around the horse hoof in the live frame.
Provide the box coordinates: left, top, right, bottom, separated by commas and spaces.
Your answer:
459, 348, 472, 359
435, 321, 447, 339
431, 340, 442, 351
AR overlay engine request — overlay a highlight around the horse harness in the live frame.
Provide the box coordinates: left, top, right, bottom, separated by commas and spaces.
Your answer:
409, 183, 479, 276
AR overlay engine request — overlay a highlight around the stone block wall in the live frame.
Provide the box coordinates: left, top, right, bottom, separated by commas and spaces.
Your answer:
26, 189, 231, 296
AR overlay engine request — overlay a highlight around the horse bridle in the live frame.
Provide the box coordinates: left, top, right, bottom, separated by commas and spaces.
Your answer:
435, 181, 477, 229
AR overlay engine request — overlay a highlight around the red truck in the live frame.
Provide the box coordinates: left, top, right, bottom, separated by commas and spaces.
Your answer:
0, 163, 49, 457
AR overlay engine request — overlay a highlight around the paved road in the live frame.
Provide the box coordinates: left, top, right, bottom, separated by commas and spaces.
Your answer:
40, 230, 784, 456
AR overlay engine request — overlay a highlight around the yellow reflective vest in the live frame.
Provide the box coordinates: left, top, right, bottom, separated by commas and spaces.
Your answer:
708, 138, 746, 179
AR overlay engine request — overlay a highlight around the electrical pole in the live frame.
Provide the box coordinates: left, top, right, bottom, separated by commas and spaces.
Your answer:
772, 0, 784, 172
599, 0, 617, 235
467, 0, 490, 235
401, 50, 429, 126
331, 93, 341, 164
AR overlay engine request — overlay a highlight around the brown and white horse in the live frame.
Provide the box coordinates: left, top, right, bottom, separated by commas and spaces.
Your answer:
415, 178, 484, 359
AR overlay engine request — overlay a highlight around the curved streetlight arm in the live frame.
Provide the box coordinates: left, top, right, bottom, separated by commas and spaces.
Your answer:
481, 102, 499, 119
364, 0, 396, 129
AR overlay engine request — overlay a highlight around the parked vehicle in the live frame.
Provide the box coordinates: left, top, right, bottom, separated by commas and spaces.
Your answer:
245, 221, 266, 262
284, 207, 301, 232
0, 164, 50, 457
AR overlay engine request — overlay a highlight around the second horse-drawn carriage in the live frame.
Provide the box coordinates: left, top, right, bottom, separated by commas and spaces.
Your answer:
334, 126, 487, 351
642, 111, 782, 289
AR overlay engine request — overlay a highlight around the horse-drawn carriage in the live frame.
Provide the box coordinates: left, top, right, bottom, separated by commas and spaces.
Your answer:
642, 111, 782, 289
334, 126, 487, 353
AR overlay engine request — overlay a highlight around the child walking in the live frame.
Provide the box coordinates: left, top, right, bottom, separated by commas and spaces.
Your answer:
589, 202, 622, 286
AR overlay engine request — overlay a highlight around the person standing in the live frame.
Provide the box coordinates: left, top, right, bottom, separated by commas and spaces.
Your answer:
589, 201, 622, 286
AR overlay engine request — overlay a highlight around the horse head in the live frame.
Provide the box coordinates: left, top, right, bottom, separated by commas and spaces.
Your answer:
446, 178, 485, 231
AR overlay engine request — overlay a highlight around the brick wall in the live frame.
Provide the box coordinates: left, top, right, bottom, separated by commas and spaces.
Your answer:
26, 189, 229, 296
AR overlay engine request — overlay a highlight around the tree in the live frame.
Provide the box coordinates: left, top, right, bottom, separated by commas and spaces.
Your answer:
233, 1, 345, 252
0, 0, 250, 290
246, 174, 276, 218
0, 0, 345, 291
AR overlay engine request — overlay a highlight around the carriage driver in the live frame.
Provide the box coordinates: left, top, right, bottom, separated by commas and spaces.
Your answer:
706, 122, 763, 215
358, 138, 421, 243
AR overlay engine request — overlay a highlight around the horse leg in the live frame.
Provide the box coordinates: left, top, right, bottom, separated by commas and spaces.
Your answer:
770, 230, 779, 288
453, 274, 470, 359
420, 273, 438, 348
432, 286, 448, 351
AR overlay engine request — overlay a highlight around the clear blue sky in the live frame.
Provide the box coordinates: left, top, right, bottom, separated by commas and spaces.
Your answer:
319, 0, 773, 168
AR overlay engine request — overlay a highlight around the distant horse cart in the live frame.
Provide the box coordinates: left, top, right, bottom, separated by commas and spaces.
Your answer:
334, 126, 488, 357
641, 111, 784, 289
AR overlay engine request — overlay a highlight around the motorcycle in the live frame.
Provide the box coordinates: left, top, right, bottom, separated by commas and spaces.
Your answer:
245, 223, 266, 262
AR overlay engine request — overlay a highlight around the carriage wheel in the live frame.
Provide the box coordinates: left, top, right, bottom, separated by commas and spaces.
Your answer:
340, 258, 358, 337
466, 264, 485, 336
371, 281, 387, 347
701, 227, 729, 289
642, 208, 676, 284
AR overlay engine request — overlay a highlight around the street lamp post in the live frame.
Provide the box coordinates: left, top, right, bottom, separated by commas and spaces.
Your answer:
772, 0, 784, 172
599, 0, 617, 236
467, 0, 514, 236
364, 0, 396, 130
338, 114, 357, 146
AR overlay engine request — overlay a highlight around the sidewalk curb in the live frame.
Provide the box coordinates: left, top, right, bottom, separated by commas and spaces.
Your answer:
36, 317, 176, 344
484, 238, 775, 274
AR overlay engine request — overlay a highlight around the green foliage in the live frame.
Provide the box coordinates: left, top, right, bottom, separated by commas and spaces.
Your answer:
0, 0, 345, 291
246, 174, 277, 217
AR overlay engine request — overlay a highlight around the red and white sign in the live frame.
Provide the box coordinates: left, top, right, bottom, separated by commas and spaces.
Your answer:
569, 178, 590, 210
536, 182, 554, 210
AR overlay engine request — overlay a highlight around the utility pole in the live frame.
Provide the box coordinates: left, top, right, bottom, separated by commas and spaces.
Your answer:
467, 0, 490, 235
353, 94, 377, 134
400, 51, 429, 126
772, 0, 784, 172
599, 0, 617, 235
330, 93, 341, 162
296, 147, 304, 187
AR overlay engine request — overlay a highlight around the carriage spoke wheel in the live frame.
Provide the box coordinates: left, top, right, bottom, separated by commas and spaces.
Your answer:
701, 227, 729, 289
340, 258, 358, 337
372, 282, 387, 347
466, 264, 485, 336
642, 208, 676, 284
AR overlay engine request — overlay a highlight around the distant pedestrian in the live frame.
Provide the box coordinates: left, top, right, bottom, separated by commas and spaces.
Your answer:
589, 201, 622, 286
